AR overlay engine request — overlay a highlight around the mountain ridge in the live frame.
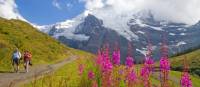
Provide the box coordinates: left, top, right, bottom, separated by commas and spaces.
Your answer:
36, 12, 200, 62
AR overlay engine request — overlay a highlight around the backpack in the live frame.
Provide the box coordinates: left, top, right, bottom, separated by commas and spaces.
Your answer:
12, 51, 21, 59
24, 52, 32, 60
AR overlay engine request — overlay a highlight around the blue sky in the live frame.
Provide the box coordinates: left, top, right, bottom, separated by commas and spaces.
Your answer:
16, 0, 85, 25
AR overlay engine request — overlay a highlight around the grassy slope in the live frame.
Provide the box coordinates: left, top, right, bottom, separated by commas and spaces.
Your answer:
170, 49, 200, 76
0, 18, 77, 71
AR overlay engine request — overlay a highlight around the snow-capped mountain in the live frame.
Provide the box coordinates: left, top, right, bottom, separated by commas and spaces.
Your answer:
37, 11, 200, 62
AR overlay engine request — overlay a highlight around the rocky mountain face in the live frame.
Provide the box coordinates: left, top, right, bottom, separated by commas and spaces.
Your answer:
37, 13, 200, 63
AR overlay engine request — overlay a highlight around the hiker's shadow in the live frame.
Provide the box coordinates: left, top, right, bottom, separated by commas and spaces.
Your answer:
0, 71, 26, 73
0, 71, 14, 73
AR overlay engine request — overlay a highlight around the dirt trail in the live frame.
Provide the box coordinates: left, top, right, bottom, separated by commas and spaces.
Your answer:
0, 55, 78, 87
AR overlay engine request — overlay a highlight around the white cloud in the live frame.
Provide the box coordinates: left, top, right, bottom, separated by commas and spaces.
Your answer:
0, 0, 26, 21
66, 3, 72, 8
80, 0, 105, 10
52, 0, 62, 10
53, 0, 74, 10
80, 0, 200, 25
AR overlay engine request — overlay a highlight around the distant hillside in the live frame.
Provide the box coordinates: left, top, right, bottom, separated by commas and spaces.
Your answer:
0, 18, 76, 71
170, 49, 200, 77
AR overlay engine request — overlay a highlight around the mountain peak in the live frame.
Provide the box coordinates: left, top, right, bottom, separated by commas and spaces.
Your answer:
84, 14, 103, 26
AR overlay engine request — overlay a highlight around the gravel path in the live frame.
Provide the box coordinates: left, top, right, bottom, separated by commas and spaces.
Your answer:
0, 55, 78, 87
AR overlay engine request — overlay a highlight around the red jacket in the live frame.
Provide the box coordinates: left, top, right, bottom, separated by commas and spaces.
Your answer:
24, 52, 32, 61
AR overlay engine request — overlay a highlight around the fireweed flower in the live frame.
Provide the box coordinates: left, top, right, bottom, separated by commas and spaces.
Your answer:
102, 58, 113, 72
102, 47, 110, 60
144, 56, 154, 65
100, 48, 113, 72
78, 64, 84, 75
159, 44, 171, 87
144, 56, 154, 72
95, 49, 113, 73
140, 56, 154, 87
140, 66, 150, 78
96, 50, 103, 65
88, 70, 95, 80
127, 70, 137, 81
125, 56, 134, 68
181, 72, 192, 87
140, 65, 151, 87
112, 50, 120, 65
160, 56, 170, 72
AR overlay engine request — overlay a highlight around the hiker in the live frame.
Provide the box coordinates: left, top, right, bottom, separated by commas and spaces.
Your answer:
23, 50, 32, 73
12, 48, 22, 73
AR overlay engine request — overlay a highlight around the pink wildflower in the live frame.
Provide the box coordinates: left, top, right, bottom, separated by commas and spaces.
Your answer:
102, 58, 113, 72
96, 49, 112, 72
144, 56, 154, 72
125, 56, 134, 68
140, 65, 151, 87
127, 70, 137, 81
181, 72, 192, 87
144, 56, 154, 65
96, 50, 103, 65
140, 66, 150, 78
112, 50, 120, 65
100, 47, 113, 72
78, 64, 84, 75
88, 70, 95, 80
160, 56, 170, 72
